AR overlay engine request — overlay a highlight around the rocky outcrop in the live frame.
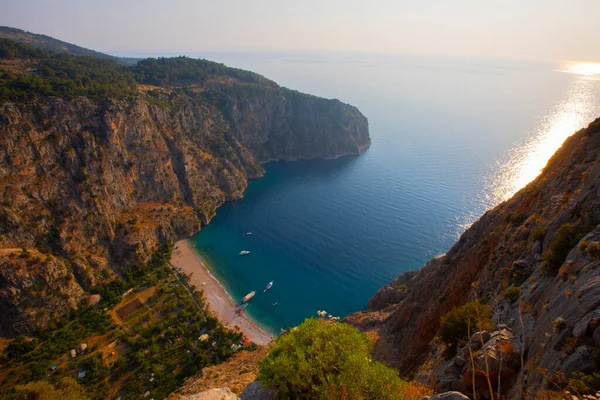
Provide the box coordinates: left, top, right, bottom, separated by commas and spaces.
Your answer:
179, 388, 239, 400
171, 347, 269, 399
347, 118, 600, 397
0, 79, 369, 335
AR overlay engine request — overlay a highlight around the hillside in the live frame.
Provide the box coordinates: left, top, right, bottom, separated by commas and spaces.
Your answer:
0, 26, 139, 65
0, 38, 370, 337
347, 119, 600, 398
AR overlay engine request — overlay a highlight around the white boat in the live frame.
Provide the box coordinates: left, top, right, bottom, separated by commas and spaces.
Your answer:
246, 232, 253, 235
263, 281, 273, 292
241, 291, 256, 303
239, 250, 250, 256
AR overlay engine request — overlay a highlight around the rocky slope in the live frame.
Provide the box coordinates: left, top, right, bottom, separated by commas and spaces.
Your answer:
0, 45, 370, 336
347, 119, 600, 397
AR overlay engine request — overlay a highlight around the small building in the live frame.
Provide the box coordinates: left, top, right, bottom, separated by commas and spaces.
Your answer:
77, 370, 86, 379
198, 334, 209, 342
69, 349, 77, 359
78, 343, 87, 353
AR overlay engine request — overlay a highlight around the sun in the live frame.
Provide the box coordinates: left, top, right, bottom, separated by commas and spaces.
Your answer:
566, 62, 600, 76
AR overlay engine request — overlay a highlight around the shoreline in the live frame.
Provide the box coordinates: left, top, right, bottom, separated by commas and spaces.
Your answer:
170, 239, 273, 346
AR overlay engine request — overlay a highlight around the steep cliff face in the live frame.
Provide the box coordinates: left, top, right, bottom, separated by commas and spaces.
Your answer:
0, 75, 369, 335
347, 119, 600, 397
219, 86, 370, 162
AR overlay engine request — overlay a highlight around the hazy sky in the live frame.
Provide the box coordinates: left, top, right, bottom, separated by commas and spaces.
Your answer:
2, 0, 599, 61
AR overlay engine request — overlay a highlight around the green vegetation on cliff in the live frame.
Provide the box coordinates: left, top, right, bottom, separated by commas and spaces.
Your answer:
0, 39, 136, 101
132, 56, 275, 87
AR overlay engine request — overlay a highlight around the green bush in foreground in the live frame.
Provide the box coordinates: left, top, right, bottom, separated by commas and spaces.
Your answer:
259, 318, 406, 399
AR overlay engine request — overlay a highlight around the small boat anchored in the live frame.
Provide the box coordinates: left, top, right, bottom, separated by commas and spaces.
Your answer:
238, 303, 248, 310
239, 250, 250, 256
240, 291, 256, 304
263, 281, 273, 293
246, 232, 253, 235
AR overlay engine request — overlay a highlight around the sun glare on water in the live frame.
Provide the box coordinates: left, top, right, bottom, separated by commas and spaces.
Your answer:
567, 61, 600, 76
484, 61, 600, 208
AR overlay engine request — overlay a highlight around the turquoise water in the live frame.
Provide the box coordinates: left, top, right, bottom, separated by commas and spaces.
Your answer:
189, 52, 600, 335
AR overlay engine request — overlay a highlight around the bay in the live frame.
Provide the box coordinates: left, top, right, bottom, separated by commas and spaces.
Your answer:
189, 52, 600, 335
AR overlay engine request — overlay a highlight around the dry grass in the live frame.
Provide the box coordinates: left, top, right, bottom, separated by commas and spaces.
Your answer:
402, 381, 434, 399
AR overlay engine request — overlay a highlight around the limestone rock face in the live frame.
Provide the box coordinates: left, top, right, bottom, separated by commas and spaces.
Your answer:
0, 90, 369, 335
347, 118, 600, 396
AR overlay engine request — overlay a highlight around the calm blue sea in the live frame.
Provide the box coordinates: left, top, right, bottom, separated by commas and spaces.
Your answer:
189, 52, 600, 335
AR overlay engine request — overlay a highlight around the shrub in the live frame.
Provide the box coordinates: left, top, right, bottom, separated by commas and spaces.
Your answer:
503, 287, 521, 304
567, 372, 600, 395
530, 226, 546, 242
5, 377, 88, 400
438, 301, 494, 349
259, 318, 407, 399
505, 212, 527, 226
586, 241, 600, 258
542, 224, 589, 275
552, 317, 566, 330
7, 336, 37, 358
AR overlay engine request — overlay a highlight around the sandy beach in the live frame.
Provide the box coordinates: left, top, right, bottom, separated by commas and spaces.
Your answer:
171, 239, 273, 346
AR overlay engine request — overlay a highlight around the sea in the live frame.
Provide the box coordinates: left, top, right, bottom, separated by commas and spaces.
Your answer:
187, 51, 600, 335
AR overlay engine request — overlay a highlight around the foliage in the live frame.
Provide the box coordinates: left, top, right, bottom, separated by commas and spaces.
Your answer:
503, 286, 521, 304
0, 39, 136, 102
1, 377, 88, 400
6, 336, 37, 358
567, 372, 600, 395
530, 226, 547, 242
94, 245, 172, 307
542, 224, 589, 275
534, 371, 600, 399
505, 212, 527, 226
259, 318, 407, 399
438, 301, 494, 350
552, 317, 566, 330
132, 56, 275, 87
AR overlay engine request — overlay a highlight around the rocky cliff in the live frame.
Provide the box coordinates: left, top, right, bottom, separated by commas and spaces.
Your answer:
0, 42, 370, 336
347, 119, 600, 398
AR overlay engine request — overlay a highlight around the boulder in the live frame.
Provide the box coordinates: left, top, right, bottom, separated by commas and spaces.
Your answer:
572, 310, 600, 338
561, 346, 597, 375
427, 392, 470, 400
454, 356, 466, 369
239, 381, 274, 400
